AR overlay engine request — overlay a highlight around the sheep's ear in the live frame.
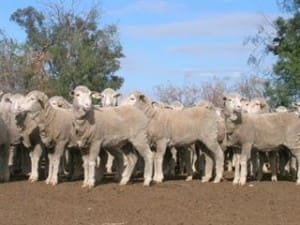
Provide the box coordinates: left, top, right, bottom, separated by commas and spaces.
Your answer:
151, 101, 159, 107
113, 92, 121, 98
260, 102, 266, 108
91, 91, 102, 100
139, 94, 146, 102
4, 96, 12, 103
57, 99, 65, 107
240, 97, 248, 102
36, 93, 48, 109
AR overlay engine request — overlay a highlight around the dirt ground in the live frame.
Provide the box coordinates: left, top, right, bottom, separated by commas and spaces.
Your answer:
1, 174, 300, 225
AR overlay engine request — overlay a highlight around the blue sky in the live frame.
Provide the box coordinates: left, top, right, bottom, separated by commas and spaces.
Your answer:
0, 0, 283, 97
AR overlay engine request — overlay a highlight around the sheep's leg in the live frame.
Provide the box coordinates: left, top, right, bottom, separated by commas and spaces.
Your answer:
81, 154, 89, 187
152, 140, 168, 183
290, 150, 300, 184
170, 147, 177, 176
184, 146, 193, 181
0, 144, 10, 182
46, 154, 53, 184
233, 153, 241, 185
204, 141, 224, 183
270, 151, 278, 182
87, 141, 102, 188
106, 151, 114, 173
239, 144, 252, 186
120, 151, 138, 185
191, 145, 198, 173
202, 152, 213, 183
29, 144, 42, 182
290, 156, 297, 181
8, 146, 15, 175
131, 137, 154, 186
50, 141, 66, 185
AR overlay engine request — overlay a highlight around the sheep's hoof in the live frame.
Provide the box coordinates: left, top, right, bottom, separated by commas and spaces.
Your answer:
239, 179, 246, 186
185, 176, 193, 182
45, 179, 50, 185
201, 176, 211, 183
51, 180, 58, 186
81, 183, 88, 188
232, 179, 239, 185
296, 181, 300, 185
153, 176, 163, 183
213, 178, 222, 183
143, 179, 152, 186
29, 176, 38, 183
271, 176, 277, 182
119, 178, 129, 186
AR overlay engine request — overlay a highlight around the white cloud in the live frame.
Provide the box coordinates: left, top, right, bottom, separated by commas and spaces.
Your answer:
168, 43, 252, 57
121, 12, 277, 38
108, 0, 185, 16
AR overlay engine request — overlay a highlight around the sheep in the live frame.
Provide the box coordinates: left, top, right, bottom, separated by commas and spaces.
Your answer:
0, 117, 10, 182
71, 85, 154, 188
275, 106, 288, 113
223, 93, 300, 185
92, 88, 125, 178
122, 92, 224, 183
37, 96, 76, 185
17, 90, 48, 182
0, 93, 31, 176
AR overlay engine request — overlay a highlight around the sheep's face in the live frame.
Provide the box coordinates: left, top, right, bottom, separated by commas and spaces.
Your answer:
100, 88, 120, 107
240, 98, 250, 113
122, 93, 139, 106
49, 96, 69, 109
20, 91, 47, 114
71, 86, 92, 113
247, 98, 267, 114
170, 101, 184, 110
223, 94, 242, 114
292, 102, 300, 114
0, 93, 13, 112
275, 106, 288, 113
11, 94, 25, 114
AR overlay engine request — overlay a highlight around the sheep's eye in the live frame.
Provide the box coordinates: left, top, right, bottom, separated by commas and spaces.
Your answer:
76, 93, 80, 97
130, 97, 135, 101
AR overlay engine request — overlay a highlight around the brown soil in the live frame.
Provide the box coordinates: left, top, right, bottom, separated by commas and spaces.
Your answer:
0, 175, 300, 225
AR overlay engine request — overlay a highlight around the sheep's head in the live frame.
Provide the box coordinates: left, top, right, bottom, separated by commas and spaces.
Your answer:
71, 86, 92, 112
19, 91, 48, 114
122, 91, 148, 107
170, 101, 184, 110
92, 88, 121, 107
48, 96, 71, 109
223, 93, 242, 114
292, 102, 300, 115
275, 106, 288, 113
247, 98, 268, 114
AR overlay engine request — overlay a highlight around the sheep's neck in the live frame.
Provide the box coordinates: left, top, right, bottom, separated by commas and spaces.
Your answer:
140, 102, 156, 119
224, 111, 242, 137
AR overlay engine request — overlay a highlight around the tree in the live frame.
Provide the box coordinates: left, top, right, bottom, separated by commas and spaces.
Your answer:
233, 74, 266, 99
247, 0, 300, 106
153, 77, 228, 107
0, 30, 27, 93
10, 2, 124, 97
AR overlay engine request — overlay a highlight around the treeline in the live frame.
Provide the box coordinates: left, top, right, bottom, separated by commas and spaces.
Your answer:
0, 1, 123, 97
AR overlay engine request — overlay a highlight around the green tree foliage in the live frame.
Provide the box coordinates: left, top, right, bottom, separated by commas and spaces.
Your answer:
9, 2, 124, 97
266, 8, 300, 105
249, 0, 300, 106
0, 30, 28, 92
